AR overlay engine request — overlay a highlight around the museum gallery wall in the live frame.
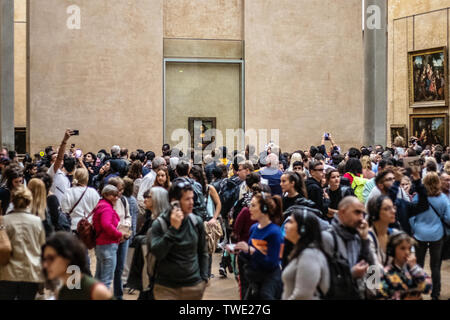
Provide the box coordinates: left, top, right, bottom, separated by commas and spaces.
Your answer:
389, 3, 450, 147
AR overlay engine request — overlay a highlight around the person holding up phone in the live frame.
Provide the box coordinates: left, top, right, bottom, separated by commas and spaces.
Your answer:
150, 181, 209, 300
47, 130, 77, 203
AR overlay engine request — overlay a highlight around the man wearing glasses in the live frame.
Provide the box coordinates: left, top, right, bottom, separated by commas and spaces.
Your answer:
306, 160, 329, 219
367, 167, 428, 235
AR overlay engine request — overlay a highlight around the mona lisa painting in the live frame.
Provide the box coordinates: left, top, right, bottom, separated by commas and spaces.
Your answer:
188, 117, 216, 151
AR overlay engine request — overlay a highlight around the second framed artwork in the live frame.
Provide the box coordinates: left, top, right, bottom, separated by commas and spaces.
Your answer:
409, 114, 448, 146
408, 47, 448, 107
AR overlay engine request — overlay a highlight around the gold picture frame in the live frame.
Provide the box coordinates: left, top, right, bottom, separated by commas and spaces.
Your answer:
408, 47, 448, 108
409, 114, 448, 146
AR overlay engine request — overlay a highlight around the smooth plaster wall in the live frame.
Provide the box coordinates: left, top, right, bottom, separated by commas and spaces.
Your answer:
164, 0, 243, 40
29, 0, 163, 155
244, 0, 364, 153
165, 62, 241, 149
14, 0, 26, 128
388, 1, 450, 145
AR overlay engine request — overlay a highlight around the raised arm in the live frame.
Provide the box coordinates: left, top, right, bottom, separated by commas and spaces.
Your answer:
53, 129, 73, 174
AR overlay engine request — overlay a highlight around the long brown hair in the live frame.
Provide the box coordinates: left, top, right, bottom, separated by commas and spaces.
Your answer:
253, 192, 283, 226
154, 167, 171, 190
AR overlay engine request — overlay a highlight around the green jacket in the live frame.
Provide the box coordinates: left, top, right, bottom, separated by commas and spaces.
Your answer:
151, 210, 209, 288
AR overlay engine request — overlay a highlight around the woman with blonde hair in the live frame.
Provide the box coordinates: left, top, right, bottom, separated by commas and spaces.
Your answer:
27, 178, 53, 238
361, 155, 375, 179
393, 136, 405, 160
61, 168, 100, 232
0, 186, 45, 299
410, 172, 450, 300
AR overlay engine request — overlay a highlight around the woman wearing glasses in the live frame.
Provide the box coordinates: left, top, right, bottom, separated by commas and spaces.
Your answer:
234, 192, 284, 300
42, 232, 113, 300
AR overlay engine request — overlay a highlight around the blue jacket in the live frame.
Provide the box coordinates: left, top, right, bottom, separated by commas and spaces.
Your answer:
388, 180, 429, 236
410, 193, 450, 242
259, 167, 283, 196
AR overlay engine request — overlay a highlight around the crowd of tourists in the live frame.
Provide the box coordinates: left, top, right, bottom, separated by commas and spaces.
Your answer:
1, 130, 449, 300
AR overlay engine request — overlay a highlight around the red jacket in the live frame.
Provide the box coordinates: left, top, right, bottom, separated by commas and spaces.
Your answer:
234, 207, 257, 243
92, 199, 122, 245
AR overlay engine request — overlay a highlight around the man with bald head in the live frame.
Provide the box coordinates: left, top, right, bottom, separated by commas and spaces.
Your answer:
321, 196, 375, 299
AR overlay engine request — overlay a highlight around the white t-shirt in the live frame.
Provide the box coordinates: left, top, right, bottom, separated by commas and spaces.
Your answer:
47, 164, 71, 204
61, 186, 101, 231
137, 170, 156, 202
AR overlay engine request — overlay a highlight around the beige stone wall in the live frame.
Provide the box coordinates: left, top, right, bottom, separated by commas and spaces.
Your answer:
244, 0, 364, 152
388, 1, 450, 145
163, 0, 243, 40
165, 62, 241, 149
14, 0, 26, 128
28, 0, 163, 155
28, 0, 364, 155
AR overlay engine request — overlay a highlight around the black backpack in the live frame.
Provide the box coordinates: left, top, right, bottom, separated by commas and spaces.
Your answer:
319, 230, 360, 300
173, 177, 209, 222
218, 176, 241, 219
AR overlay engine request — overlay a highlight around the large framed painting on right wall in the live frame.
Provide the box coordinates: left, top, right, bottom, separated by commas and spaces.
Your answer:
410, 114, 448, 146
408, 47, 448, 108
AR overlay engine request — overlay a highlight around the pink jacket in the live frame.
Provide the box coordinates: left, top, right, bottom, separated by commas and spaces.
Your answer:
92, 199, 122, 245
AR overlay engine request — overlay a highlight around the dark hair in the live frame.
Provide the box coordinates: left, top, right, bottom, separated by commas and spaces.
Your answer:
345, 158, 362, 175
42, 232, 90, 275
314, 153, 325, 162
282, 171, 307, 198
367, 195, 391, 225
426, 160, 437, 172
253, 192, 283, 226
378, 159, 394, 170
212, 165, 224, 180
292, 161, 303, 168
169, 180, 194, 201
176, 161, 190, 177
120, 148, 128, 157
3, 165, 24, 190
122, 177, 134, 198
8, 150, 17, 160
361, 148, 371, 157
33, 172, 52, 195
288, 209, 324, 262
143, 189, 151, 199
348, 147, 361, 159
63, 156, 76, 173
442, 153, 450, 163
190, 165, 207, 194
146, 151, 156, 162
219, 146, 228, 159
325, 168, 339, 183
309, 146, 318, 158
309, 160, 323, 171
84, 152, 97, 163
162, 144, 171, 151
45, 146, 53, 155
232, 155, 246, 172
245, 172, 261, 189
127, 160, 143, 180
375, 169, 395, 186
